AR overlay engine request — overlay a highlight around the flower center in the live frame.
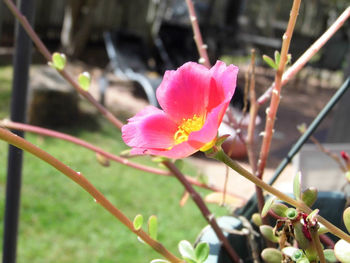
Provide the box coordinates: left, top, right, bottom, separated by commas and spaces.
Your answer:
174, 115, 204, 145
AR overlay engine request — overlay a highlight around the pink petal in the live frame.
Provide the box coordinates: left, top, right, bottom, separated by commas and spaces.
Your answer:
122, 106, 178, 149
131, 139, 203, 159
156, 62, 211, 123
207, 61, 239, 112
189, 101, 229, 144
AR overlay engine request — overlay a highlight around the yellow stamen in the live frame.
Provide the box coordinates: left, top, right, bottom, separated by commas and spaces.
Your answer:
174, 115, 204, 145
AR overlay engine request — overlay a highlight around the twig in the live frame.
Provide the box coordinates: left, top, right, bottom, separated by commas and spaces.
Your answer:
0, 127, 182, 263
257, 6, 350, 105
163, 161, 242, 263
0, 120, 245, 198
3, 0, 123, 130
310, 228, 326, 263
309, 135, 347, 172
256, 0, 301, 180
211, 149, 350, 244
185, 0, 211, 68
245, 50, 267, 222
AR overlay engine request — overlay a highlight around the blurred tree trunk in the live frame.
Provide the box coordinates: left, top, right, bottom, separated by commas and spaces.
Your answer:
61, 0, 98, 58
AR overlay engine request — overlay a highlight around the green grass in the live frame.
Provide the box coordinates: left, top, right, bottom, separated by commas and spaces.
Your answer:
0, 66, 228, 262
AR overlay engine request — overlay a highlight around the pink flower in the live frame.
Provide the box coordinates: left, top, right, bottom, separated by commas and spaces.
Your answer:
122, 61, 238, 159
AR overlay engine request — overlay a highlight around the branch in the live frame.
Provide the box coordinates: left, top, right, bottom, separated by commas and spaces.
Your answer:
185, 0, 211, 68
3, 0, 123, 130
0, 120, 245, 199
0, 127, 182, 262
257, 6, 350, 105
163, 161, 242, 263
211, 149, 350, 244
256, 0, 301, 180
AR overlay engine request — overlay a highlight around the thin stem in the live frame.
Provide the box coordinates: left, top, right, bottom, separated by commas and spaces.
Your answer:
256, 0, 301, 180
3, 0, 123, 130
211, 149, 350, 243
245, 50, 266, 218
0, 127, 182, 262
163, 161, 242, 263
309, 135, 347, 172
185, 0, 211, 68
0, 120, 244, 198
257, 6, 350, 105
310, 229, 326, 263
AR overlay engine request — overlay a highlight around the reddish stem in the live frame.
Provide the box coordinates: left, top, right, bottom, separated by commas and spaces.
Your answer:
0, 120, 245, 200
185, 0, 211, 68
256, 0, 301, 180
163, 161, 242, 263
3, 0, 123, 130
0, 127, 182, 262
258, 6, 350, 105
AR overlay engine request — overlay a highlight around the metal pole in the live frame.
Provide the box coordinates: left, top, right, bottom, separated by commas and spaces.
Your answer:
2, 1, 35, 263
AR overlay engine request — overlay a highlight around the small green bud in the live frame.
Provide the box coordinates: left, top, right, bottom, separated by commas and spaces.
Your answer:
293, 172, 302, 200
78, 72, 91, 91
148, 215, 158, 240
259, 225, 279, 243
178, 240, 196, 262
261, 248, 283, 263
50, 52, 66, 70
195, 242, 210, 262
291, 249, 304, 261
133, 214, 143, 231
286, 208, 298, 220
263, 55, 278, 69
251, 213, 263, 227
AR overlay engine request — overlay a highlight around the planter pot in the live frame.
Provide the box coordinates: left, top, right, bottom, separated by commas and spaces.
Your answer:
197, 191, 347, 262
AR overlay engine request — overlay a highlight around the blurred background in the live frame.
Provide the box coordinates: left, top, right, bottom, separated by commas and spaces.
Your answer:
0, 1, 350, 262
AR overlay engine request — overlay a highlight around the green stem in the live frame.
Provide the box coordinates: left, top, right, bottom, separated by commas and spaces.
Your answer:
0, 127, 182, 263
310, 228, 326, 263
211, 149, 350, 243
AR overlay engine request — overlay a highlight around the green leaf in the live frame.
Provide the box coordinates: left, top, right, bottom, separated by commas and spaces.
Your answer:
148, 215, 158, 240
334, 240, 350, 263
291, 249, 304, 261
133, 214, 143, 231
51, 52, 66, 70
282, 247, 299, 258
251, 213, 263, 227
343, 207, 350, 233
259, 225, 279, 243
195, 242, 210, 263
78, 72, 91, 91
271, 202, 288, 217
274, 51, 281, 66
293, 172, 302, 200
301, 187, 318, 207
178, 240, 196, 261
263, 55, 278, 69
324, 249, 337, 263
261, 248, 283, 263
261, 196, 276, 217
